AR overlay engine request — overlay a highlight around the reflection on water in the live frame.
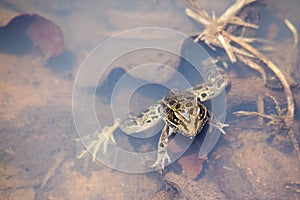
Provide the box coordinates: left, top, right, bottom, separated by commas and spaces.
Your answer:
0, 0, 299, 199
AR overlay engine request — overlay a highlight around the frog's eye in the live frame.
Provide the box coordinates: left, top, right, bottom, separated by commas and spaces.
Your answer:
175, 104, 181, 109
197, 105, 207, 120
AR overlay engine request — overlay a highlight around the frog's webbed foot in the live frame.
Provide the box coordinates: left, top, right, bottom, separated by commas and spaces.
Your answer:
209, 116, 229, 135
151, 150, 171, 170
77, 120, 119, 161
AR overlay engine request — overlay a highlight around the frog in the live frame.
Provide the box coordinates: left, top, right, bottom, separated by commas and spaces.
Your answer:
77, 57, 230, 170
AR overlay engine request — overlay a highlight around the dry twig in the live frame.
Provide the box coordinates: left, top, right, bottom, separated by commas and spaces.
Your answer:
234, 94, 300, 162
186, 0, 294, 122
222, 31, 294, 122
186, 0, 258, 63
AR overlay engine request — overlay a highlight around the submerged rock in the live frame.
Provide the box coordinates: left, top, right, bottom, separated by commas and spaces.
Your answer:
26, 14, 64, 60
0, 13, 64, 60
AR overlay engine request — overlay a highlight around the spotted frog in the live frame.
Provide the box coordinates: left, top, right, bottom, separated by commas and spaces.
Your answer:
77, 58, 230, 170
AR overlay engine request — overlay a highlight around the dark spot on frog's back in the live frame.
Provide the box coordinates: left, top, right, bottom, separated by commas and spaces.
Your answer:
189, 108, 194, 115
185, 102, 193, 107
168, 99, 176, 106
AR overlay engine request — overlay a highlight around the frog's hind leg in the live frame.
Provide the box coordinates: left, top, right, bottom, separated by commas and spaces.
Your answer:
119, 103, 163, 134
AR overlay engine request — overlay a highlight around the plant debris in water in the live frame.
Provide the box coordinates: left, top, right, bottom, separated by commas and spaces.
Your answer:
185, 0, 299, 162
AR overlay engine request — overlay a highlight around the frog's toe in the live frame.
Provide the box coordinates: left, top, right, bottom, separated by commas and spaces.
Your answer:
77, 128, 116, 161
209, 117, 229, 135
97, 132, 115, 153
76, 138, 98, 159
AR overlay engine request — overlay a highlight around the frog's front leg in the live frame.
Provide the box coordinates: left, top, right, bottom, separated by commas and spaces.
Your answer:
77, 103, 162, 162
120, 103, 162, 134
77, 119, 119, 161
151, 125, 174, 170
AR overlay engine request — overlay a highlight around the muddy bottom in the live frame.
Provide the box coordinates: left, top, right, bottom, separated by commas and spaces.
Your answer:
1, 0, 300, 199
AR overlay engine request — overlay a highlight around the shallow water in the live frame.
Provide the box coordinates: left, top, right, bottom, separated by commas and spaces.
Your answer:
0, 0, 299, 199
